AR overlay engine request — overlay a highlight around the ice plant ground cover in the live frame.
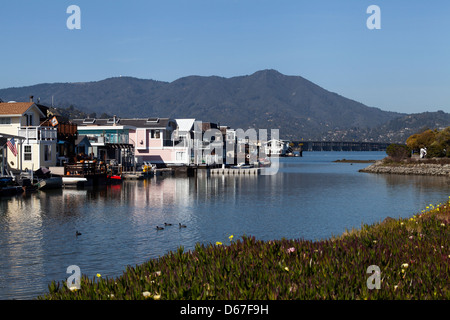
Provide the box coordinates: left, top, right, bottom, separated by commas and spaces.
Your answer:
39, 199, 450, 300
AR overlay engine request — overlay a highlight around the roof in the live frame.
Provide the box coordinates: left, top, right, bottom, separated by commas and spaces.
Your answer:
0, 102, 38, 115
73, 118, 175, 129
75, 135, 91, 146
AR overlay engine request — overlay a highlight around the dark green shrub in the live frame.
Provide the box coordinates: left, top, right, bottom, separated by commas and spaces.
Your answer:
386, 144, 411, 159
426, 143, 446, 158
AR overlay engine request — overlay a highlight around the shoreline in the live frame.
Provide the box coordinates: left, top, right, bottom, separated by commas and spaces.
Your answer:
359, 160, 450, 176
333, 159, 376, 163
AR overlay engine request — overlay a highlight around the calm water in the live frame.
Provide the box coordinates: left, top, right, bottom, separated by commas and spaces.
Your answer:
1, 151, 449, 300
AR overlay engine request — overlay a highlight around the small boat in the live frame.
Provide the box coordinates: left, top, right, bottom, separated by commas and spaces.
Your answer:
62, 176, 88, 187
36, 177, 63, 190
0, 186, 24, 197
107, 175, 122, 184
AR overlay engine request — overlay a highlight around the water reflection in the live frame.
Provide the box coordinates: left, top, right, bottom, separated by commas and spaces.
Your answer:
1, 152, 449, 299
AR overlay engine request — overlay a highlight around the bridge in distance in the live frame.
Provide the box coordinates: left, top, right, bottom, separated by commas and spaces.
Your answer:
290, 141, 390, 152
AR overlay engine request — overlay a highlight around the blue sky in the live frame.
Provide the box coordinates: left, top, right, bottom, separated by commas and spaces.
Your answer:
1, 0, 449, 114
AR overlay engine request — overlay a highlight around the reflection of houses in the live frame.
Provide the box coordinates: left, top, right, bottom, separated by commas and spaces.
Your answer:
0, 101, 57, 171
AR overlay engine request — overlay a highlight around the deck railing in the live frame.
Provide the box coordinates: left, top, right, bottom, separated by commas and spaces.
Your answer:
64, 162, 107, 176
18, 126, 57, 141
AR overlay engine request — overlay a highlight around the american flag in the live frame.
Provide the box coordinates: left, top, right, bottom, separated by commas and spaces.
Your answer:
7, 137, 17, 157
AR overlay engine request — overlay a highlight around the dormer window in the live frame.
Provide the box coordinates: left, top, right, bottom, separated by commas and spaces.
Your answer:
146, 117, 159, 123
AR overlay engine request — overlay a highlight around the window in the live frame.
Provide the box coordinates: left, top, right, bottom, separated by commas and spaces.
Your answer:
24, 145, 32, 161
26, 114, 33, 126
44, 145, 52, 162
0, 117, 11, 125
151, 130, 160, 139
176, 152, 185, 161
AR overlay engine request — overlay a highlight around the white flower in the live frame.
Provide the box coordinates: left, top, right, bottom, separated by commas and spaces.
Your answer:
401, 263, 409, 269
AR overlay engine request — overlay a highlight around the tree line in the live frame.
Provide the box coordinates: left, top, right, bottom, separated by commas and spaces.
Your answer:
387, 127, 450, 159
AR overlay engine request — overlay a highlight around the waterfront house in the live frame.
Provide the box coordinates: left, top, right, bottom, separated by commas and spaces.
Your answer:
0, 101, 57, 171
74, 135, 92, 159
74, 116, 187, 168
72, 116, 135, 170
40, 110, 78, 166
129, 117, 192, 166
264, 139, 291, 156
74, 116, 238, 168
0, 137, 7, 175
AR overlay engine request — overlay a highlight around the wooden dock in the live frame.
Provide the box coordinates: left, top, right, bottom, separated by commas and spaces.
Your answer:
210, 168, 261, 175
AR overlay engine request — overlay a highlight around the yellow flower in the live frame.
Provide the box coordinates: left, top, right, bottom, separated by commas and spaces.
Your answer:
229, 235, 234, 240
153, 294, 161, 300
216, 242, 222, 245
284, 267, 289, 272
96, 273, 101, 278
401, 263, 409, 269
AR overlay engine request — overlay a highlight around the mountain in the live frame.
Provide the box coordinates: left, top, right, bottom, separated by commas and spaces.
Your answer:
363, 110, 450, 143
0, 69, 446, 141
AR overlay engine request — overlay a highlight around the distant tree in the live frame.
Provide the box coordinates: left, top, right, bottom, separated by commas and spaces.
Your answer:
426, 143, 446, 158
100, 112, 112, 119
405, 127, 450, 158
406, 129, 436, 151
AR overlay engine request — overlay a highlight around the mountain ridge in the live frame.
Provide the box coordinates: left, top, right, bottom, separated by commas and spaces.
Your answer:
0, 70, 447, 142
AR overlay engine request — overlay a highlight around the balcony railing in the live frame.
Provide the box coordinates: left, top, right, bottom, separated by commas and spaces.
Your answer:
18, 126, 57, 141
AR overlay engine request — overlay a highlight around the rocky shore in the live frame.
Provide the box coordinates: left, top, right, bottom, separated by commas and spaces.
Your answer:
359, 160, 450, 176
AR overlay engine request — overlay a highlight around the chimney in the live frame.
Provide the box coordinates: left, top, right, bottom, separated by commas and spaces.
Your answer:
29, 95, 34, 102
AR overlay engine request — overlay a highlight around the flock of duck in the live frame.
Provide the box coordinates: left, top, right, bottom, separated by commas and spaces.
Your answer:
75, 222, 186, 237
156, 223, 187, 230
